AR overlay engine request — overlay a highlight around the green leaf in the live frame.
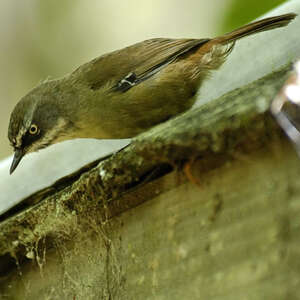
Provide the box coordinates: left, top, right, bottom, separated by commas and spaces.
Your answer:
221, 0, 288, 33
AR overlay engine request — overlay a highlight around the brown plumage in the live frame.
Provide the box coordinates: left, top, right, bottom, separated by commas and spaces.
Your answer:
74, 13, 296, 90
8, 13, 296, 173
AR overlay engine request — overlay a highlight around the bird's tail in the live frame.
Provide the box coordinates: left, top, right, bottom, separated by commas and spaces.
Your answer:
218, 13, 297, 43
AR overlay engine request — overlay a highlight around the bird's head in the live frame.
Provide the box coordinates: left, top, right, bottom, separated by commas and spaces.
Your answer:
8, 80, 74, 174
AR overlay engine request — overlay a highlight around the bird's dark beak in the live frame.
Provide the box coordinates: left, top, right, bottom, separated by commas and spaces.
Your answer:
10, 148, 24, 174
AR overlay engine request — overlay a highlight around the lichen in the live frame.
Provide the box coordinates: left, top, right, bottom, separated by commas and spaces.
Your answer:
0, 63, 293, 299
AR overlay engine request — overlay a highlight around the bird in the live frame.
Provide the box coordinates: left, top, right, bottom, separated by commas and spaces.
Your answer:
8, 13, 296, 174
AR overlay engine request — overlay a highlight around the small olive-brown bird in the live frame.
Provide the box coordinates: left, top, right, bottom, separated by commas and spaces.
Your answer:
8, 13, 296, 173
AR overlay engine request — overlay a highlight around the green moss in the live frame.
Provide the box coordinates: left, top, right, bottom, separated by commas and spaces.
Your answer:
0, 64, 293, 298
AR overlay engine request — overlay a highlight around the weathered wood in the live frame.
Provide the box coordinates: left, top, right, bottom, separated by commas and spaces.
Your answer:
1, 64, 300, 299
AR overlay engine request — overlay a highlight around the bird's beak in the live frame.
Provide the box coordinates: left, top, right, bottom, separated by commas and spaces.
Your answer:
10, 148, 24, 174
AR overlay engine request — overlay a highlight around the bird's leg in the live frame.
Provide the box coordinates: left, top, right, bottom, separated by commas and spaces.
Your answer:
183, 157, 202, 187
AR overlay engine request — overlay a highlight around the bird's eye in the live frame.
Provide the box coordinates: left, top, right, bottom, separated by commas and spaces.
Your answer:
29, 124, 39, 135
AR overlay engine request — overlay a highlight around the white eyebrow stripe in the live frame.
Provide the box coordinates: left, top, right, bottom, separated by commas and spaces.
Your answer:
15, 127, 27, 148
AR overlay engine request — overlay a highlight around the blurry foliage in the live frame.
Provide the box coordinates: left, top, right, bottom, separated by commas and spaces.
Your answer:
26, 1, 79, 79
221, 0, 288, 32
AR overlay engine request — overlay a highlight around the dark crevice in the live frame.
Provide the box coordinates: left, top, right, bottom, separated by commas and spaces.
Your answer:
0, 154, 110, 223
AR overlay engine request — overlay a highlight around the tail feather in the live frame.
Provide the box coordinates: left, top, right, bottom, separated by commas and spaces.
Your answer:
219, 13, 297, 43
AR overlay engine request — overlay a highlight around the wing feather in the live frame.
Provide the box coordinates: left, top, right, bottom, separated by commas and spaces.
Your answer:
72, 38, 210, 91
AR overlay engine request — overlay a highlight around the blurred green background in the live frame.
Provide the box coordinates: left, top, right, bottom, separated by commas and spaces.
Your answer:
0, 0, 287, 159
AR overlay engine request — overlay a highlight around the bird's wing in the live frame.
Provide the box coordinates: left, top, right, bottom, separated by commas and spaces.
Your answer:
73, 38, 210, 92
111, 38, 210, 92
